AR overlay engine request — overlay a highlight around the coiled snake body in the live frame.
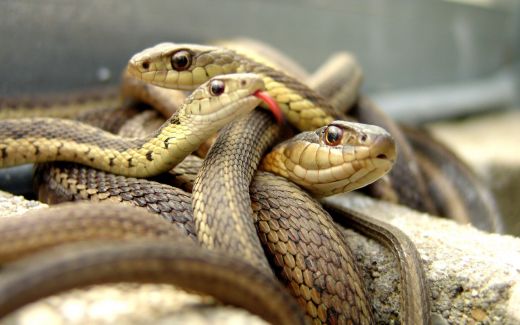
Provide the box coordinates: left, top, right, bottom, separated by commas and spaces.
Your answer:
0, 74, 265, 177
0, 39, 456, 323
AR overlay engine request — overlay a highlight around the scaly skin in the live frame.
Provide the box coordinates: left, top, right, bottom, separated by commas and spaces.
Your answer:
126, 42, 339, 131
0, 74, 264, 177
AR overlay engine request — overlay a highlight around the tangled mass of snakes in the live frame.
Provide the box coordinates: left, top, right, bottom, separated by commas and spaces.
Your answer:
0, 39, 503, 324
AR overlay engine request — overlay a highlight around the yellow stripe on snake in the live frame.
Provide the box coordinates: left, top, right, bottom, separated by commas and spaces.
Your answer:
0, 74, 265, 177
126, 42, 340, 131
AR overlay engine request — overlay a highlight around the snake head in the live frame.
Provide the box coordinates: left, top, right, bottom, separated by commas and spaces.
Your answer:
261, 120, 397, 197
127, 43, 239, 90
180, 73, 265, 124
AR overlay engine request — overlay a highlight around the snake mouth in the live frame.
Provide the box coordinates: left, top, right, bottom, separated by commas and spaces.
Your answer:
253, 91, 284, 125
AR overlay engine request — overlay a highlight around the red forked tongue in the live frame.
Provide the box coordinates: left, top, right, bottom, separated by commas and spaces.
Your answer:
253, 90, 284, 125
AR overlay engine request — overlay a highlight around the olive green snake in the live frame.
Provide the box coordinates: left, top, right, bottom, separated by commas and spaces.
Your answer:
0, 39, 496, 324
3, 46, 393, 322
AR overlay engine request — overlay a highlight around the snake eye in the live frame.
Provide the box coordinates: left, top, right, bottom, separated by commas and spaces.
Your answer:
324, 125, 343, 146
209, 79, 225, 96
171, 50, 192, 71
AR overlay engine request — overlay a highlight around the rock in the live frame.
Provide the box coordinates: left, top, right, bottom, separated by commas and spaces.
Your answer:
0, 191, 47, 217
332, 193, 520, 324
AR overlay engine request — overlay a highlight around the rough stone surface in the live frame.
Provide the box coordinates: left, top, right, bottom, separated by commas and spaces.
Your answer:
0, 191, 47, 217
1, 190, 519, 324
333, 193, 520, 325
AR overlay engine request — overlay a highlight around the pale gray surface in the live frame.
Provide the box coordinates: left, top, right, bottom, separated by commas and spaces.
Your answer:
0, 0, 518, 96
0, 191, 46, 217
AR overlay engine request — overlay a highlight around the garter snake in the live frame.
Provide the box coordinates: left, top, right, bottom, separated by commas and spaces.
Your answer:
0, 203, 305, 325
0, 74, 269, 177
126, 42, 340, 131
122, 106, 427, 325
32, 157, 378, 325
13, 104, 392, 323
0, 78, 397, 325
0, 41, 440, 324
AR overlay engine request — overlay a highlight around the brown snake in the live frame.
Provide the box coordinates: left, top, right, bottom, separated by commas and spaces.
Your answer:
0, 203, 304, 325
0, 42, 424, 324
0, 103, 394, 323
0, 39, 500, 324
31, 106, 391, 324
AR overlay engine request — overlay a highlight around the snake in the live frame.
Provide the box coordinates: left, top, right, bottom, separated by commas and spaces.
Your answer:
0, 107, 398, 325
106, 102, 428, 325
14, 112, 391, 325
0, 202, 305, 325
128, 42, 416, 324
322, 197, 431, 325
285, 43, 501, 230
0, 40, 462, 324
0, 73, 271, 177
117, 40, 498, 323
124, 42, 441, 216
0, 67, 398, 325
126, 42, 340, 131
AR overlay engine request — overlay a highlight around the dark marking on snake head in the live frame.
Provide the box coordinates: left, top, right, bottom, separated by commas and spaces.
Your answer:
146, 151, 153, 161
127, 158, 134, 168
109, 157, 115, 167
169, 115, 181, 125
34, 145, 40, 155
1, 148, 7, 159
163, 137, 176, 149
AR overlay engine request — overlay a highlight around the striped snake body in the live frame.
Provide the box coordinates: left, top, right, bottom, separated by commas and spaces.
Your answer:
0, 74, 265, 177
0, 203, 305, 325
1, 39, 488, 325
127, 42, 339, 131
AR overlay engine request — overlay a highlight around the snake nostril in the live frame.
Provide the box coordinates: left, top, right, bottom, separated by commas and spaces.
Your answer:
141, 61, 150, 70
240, 80, 247, 87
376, 153, 387, 159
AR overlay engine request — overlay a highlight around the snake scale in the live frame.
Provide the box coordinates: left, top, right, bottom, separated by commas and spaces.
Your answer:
0, 38, 500, 324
